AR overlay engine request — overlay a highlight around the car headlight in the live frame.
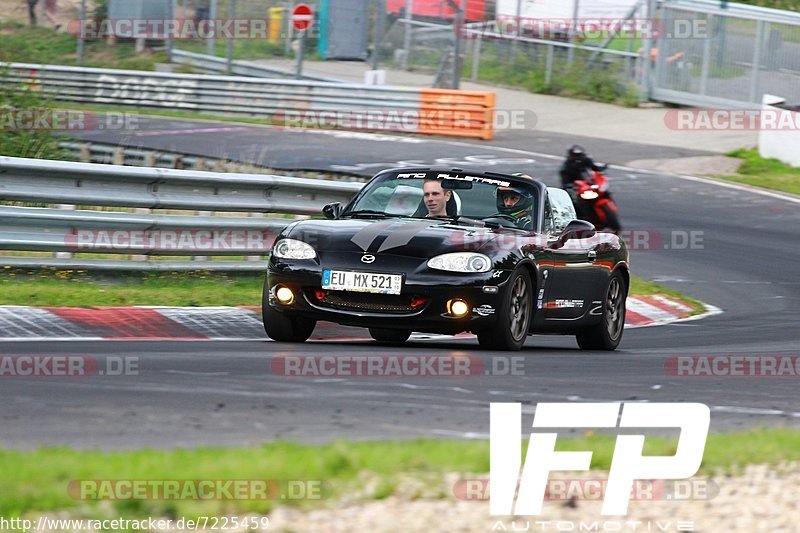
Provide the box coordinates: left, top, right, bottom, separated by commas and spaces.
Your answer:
428, 253, 491, 273
272, 239, 316, 260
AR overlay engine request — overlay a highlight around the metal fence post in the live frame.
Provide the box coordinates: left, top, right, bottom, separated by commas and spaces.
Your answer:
452, 0, 465, 89
699, 14, 713, 96
545, 43, 554, 87
76, 0, 86, 65
639, 0, 656, 102
285, 0, 295, 56
510, 0, 521, 63
471, 32, 482, 81
567, 0, 579, 65
168, 0, 177, 62
749, 20, 766, 103
654, 14, 667, 91
227, 0, 237, 75
371, 0, 386, 71
402, 0, 414, 70
208, 0, 218, 56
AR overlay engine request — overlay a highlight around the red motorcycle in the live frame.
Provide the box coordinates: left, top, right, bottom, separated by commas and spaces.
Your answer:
573, 169, 621, 233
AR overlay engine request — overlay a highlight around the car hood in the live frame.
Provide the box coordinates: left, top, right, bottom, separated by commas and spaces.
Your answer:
285, 218, 509, 258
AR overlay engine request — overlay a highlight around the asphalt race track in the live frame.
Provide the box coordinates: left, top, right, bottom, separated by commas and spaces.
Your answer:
1, 118, 799, 449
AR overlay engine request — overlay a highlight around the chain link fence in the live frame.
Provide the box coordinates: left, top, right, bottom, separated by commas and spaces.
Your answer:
652, 0, 800, 106
61, 0, 800, 107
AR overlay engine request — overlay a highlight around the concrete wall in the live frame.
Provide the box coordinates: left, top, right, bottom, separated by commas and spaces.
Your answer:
759, 94, 800, 168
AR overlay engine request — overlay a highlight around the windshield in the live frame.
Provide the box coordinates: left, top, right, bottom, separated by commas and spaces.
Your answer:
344, 171, 541, 230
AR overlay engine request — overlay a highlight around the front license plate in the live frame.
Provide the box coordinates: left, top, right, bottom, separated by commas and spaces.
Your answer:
322, 270, 402, 295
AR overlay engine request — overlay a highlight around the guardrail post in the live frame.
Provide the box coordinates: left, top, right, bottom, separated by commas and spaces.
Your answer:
193, 211, 213, 262
247, 212, 266, 261
79, 143, 91, 162
130, 208, 151, 262
55, 204, 75, 260
112, 147, 125, 166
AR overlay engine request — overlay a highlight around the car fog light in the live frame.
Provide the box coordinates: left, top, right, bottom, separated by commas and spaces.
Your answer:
276, 286, 295, 304
447, 299, 470, 317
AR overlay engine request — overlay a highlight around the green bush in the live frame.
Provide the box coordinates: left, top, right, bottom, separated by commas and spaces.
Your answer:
0, 69, 72, 160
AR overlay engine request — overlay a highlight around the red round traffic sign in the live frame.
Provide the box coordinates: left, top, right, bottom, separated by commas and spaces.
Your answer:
291, 4, 314, 31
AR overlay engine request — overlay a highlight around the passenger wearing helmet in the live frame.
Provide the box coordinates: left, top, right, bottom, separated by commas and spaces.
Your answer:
559, 145, 605, 191
494, 184, 534, 230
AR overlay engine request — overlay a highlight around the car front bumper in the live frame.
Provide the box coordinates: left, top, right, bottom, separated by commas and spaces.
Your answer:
266, 256, 511, 334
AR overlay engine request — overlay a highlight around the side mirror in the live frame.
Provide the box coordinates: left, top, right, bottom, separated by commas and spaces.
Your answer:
322, 202, 342, 220
558, 219, 596, 244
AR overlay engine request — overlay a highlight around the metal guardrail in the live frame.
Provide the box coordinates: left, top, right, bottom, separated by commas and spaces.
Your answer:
0, 62, 497, 140
57, 141, 364, 179
0, 156, 363, 270
171, 49, 343, 83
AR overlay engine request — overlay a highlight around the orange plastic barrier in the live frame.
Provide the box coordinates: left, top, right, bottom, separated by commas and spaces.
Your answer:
418, 89, 496, 140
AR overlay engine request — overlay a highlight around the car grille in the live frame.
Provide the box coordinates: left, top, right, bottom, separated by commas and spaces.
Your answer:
311, 292, 424, 314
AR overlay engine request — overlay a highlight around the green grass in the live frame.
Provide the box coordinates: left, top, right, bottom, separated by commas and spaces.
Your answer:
0, 271, 703, 311
0, 270, 265, 307
2, 429, 800, 519
0, 21, 167, 70
629, 277, 706, 315
469, 47, 640, 107
720, 148, 800, 195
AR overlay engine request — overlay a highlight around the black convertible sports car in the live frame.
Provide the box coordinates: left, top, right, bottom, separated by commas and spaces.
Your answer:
263, 168, 629, 351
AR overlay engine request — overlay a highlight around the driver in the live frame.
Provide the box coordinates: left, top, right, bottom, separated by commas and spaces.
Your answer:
496, 184, 534, 230
423, 179, 452, 218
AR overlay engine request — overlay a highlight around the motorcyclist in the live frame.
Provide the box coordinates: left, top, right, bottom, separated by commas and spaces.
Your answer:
559, 145, 606, 191
495, 182, 534, 230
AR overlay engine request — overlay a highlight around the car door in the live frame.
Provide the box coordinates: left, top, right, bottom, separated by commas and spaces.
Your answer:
542, 188, 600, 320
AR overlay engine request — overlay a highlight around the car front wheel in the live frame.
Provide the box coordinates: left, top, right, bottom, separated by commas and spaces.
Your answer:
477, 268, 532, 351
576, 270, 627, 351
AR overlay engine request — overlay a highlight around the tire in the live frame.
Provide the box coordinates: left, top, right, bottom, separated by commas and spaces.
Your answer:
599, 202, 621, 233
576, 270, 627, 351
262, 281, 316, 343
369, 328, 411, 344
477, 268, 533, 351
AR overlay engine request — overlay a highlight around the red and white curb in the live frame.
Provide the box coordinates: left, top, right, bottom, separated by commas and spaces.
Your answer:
0, 296, 718, 342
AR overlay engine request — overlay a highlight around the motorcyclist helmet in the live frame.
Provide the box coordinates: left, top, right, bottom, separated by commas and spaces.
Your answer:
567, 145, 587, 161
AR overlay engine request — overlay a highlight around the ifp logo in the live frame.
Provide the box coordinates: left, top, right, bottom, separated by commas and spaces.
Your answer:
490, 402, 710, 516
